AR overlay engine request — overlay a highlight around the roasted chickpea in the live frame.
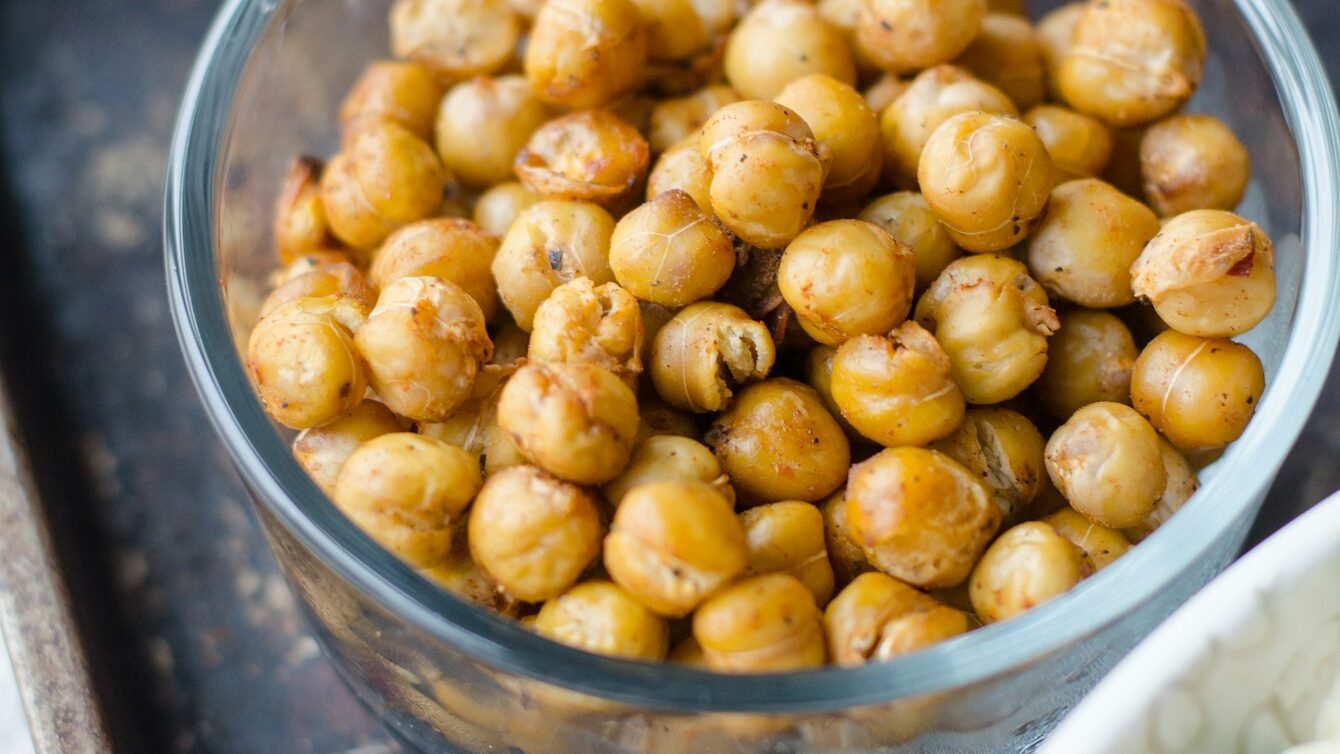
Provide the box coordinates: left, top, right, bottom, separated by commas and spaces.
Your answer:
953, 13, 1045, 110
1130, 330, 1264, 452
1037, 2, 1083, 100
1026, 179, 1161, 308
739, 501, 836, 605
628, 0, 715, 63
1044, 401, 1166, 528
293, 400, 406, 495
968, 521, 1091, 623
646, 138, 713, 212
1034, 308, 1138, 420
1129, 210, 1276, 337
634, 394, 699, 443
857, 0, 987, 75
1041, 507, 1131, 570
370, 218, 499, 320
536, 581, 670, 660
497, 362, 639, 485
1140, 114, 1251, 217
1057, 0, 1206, 127
420, 534, 519, 616
391, 0, 520, 82
918, 112, 1055, 253
778, 221, 916, 346
915, 255, 1059, 405
803, 345, 859, 438
775, 75, 881, 203
468, 465, 604, 602
1024, 105, 1114, 181
604, 435, 733, 507
929, 408, 1046, 521
273, 156, 337, 264
321, 121, 449, 250
723, 0, 855, 100
863, 74, 910, 115
610, 190, 736, 308
878, 65, 1018, 189
821, 488, 871, 584
858, 192, 963, 290
706, 378, 851, 504
824, 572, 969, 666
605, 480, 748, 616
472, 182, 537, 238
333, 433, 482, 568
492, 200, 617, 330
339, 61, 443, 144
528, 277, 642, 383
260, 261, 375, 318
648, 85, 741, 154
1123, 438, 1198, 541
650, 302, 776, 413
419, 374, 527, 476
692, 573, 827, 672
847, 447, 1000, 588
433, 76, 549, 189
515, 110, 651, 209
525, 0, 648, 109
247, 296, 369, 430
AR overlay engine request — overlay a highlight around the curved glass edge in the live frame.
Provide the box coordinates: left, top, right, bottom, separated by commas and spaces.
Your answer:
164, 0, 1340, 713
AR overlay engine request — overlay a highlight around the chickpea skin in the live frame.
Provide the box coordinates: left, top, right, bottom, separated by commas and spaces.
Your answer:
610, 189, 736, 308
515, 110, 651, 209
1140, 114, 1251, 216
692, 573, 827, 672
604, 435, 733, 508
969, 521, 1092, 623
650, 301, 776, 413
1130, 330, 1264, 452
928, 407, 1046, 522
339, 61, 443, 144
857, 0, 987, 75
528, 277, 644, 385
858, 192, 963, 290
491, 200, 617, 331
391, 0, 520, 82
247, 296, 369, 430
774, 75, 882, 204
321, 121, 449, 250
369, 218, 499, 321
536, 581, 669, 660
1034, 308, 1139, 420
293, 400, 406, 496
724, 0, 856, 100
434, 75, 550, 189
824, 572, 969, 666
1044, 401, 1166, 529
739, 501, 836, 605
524, 0, 648, 109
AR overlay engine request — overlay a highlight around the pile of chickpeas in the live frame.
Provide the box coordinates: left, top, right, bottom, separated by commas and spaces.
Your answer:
248, 0, 1274, 672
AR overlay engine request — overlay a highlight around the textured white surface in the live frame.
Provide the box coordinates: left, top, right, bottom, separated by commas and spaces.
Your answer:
0, 623, 36, 754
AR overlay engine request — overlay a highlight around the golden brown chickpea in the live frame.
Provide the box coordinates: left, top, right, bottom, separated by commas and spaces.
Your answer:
293, 400, 406, 495
634, 395, 699, 443
1026, 179, 1161, 308
1057, 0, 1206, 127
650, 301, 776, 413
821, 488, 871, 585
492, 200, 617, 331
863, 74, 910, 115
247, 296, 368, 430
260, 261, 376, 319
1129, 330, 1264, 452
1130, 210, 1276, 337
646, 138, 714, 212
433, 76, 549, 189
857, 0, 987, 75
739, 501, 835, 605
692, 573, 827, 672
1140, 114, 1251, 217
1044, 401, 1166, 528
605, 480, 748, 616
878, 65, 1018, 189
858, 192, 963, 291
929, 407, 1046, 522
269, 251, 357, 286
803, 345, 859, 438
1037, 2, 1084, 100
370, 218, 500, 320
1041, 506, 1131, 570
356, 276, 493, 422
339, 61, 443, 144
391, 0, 520, 83
830, 322, 965, 447
777, 220, 916, 346
968, 521, 1091, 623
321, 121, 449, 250
775, 75, 881, 204
525, 0, 648, 109
649, 85, 741, 154
1024, 105, 1114, 181
496, 362, 639, 485
536, 581, 669, 660
333, 432, 482, 568
515, 110, 651, 209
824, 572, 969, 666
273, 157, 337, 265
637, 300, 677, 363
847, 447, 1000, 588
420, 534, 520, 616
468, 465, 604, 602
953, 13, 1045, 110
604, 435, 733, 507
610, 190, 736, 308
633, 0, 726, 65
915, 255, 1059, 405
1123, 437, 1198, 541
419, 376, 528, 477
918, 112, 1055, 253
723, 0, 855, 100
528, 278, 643, 385
1034, 308, 1138, 420
706, 378, 851, 504
472, 182, 537, 238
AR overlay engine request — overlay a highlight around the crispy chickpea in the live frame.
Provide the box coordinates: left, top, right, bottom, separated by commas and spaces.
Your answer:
528, 278, 643, 385
824, 572, 969, 666
604, 435, 733, 508
1130, 330, 1264, 452
497, 362, 639, 485
968, 521, 1091, 623
629, 0, 715, 63
420, 535, 520, 616
878, 66, 1018, 189
804, 345, 859, 437
739, 501, 835, 605
492, 200, 617, 330
472, 182, 537, 238
419, 376, 528, 477
635, 395, 698, 443
646, 138, 713, 212
1037, 2, 1084, 100
1035, 308, 1137, 420
321, 121, 449, 250
515, 110, 651, 209
391, 0, 520, 83
1140, 114, 1251, 217
650, 302, 776, 413
1129, 210, 1276, 337
356, 276, 493, 422
468, 465, 604, 602
292, 400, 406, 496
1124, 438, 1198, 541
270, 251, 356, 285
605, 480, 748, 617
1057, 0, 1206, 127
525, 0, 648, 109
918, 112, 1055, 253
1024, 105, 1114, 181
857, 0, 987, 75
610, 190, 735, 308
706, 379, 851, 504
846, 447, 1000, 588
692, 573, 827, 672
433, 76, 549, 189
778, 221, 916, 346
1026, 179, 1161, 308
953, 13, 1045, 110
816, 0, 882, 76
830, 322, 965, 447
915, 255, 1059, 405
339, 61, 443, 143
370, 218, 499, 320
260, 261, 375, 318
247, 296, 368, 430
1044, 401, 1166, 528
821, 488, 871, 585
723, 0, 855, 100
273, 157, 337, 264
649, 85, 741, 154
536, 581, 669, 660
775, 75, 881, 204
858, 192, 962, 290
863, 74, 909, 115
929, 408, 1046, 522
333, 433, 482, 568
1041, 507, 1131, 571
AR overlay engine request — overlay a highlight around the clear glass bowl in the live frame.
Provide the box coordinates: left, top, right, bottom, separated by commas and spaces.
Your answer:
164, 1, 1340, 751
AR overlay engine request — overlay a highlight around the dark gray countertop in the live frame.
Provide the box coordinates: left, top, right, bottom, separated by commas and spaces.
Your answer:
0, 1, 1335, 751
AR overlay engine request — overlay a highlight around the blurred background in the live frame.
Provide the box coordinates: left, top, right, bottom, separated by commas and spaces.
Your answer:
0, 1, 1337, 752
